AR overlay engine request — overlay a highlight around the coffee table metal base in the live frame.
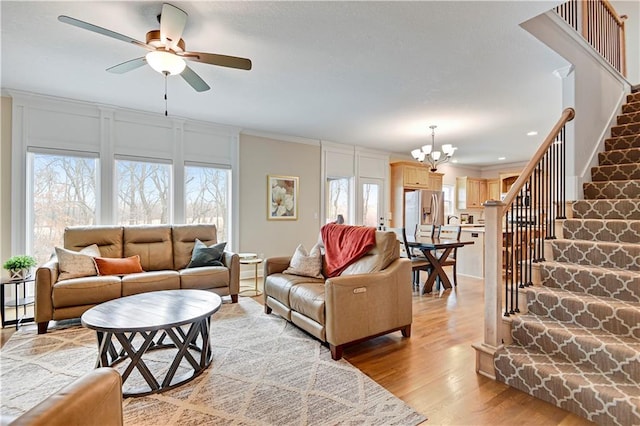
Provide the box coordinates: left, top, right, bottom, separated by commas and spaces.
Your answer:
96, 317, 212, 397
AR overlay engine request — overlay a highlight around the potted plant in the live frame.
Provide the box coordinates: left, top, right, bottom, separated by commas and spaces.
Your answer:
3, 255, 37, 280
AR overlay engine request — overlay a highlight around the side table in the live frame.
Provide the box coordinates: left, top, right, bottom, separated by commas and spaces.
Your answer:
239, 257, 263, 297
1, 275, 35, 329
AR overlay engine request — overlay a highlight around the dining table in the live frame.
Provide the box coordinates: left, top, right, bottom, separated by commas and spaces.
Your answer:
406, 237, 474, 294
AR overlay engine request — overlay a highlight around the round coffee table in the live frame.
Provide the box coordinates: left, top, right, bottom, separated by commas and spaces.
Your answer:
81, 289, 221, 397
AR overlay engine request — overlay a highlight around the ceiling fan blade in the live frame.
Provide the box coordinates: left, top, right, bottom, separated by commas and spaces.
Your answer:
181, 66, 211, 92
107, 57, 147, 74
160, 3, 188, 51
58, 15, 152, 51
180, 51, 252, 71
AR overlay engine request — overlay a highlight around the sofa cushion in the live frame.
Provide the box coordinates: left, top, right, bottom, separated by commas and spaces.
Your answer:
187, 240, 226, 268
340, 231, 399, 276
123, 226, 173, 271
94, 255, 144, 276
52, 276, 121, 308
179, 266, 229, 290
172, 224, 218, 270
64, 226, 123, 258
121, 270, 180, 296
264, 273, 324, 309
289, 283, 325, 324
55, 244, 101, 281
283, 244, 323, 279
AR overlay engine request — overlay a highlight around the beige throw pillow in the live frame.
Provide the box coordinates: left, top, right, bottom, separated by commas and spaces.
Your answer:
55, 244, 101, 281
284, 244, 324, 279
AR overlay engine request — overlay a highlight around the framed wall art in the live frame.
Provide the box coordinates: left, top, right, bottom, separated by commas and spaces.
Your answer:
267, 175, 298, 220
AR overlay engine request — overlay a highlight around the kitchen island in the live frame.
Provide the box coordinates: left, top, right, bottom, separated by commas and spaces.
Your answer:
457, 227, 485, 279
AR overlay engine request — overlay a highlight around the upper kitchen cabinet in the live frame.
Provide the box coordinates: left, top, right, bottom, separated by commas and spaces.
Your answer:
391, 162, 443, 191
487, 179, 500, 201
456, 176, 487, 209
389, 162, 443, 227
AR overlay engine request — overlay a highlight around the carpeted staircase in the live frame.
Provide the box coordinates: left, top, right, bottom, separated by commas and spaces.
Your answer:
493, 90, 640, 425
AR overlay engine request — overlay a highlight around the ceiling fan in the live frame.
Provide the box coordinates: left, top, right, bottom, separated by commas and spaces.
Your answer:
58, 3, 252, 93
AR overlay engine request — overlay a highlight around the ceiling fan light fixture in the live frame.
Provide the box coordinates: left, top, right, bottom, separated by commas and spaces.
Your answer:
145, 50, 186, 75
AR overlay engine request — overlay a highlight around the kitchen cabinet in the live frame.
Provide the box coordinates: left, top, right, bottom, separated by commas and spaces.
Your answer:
487, 179, 500, 201
389, 162, 443, 227
456, 177, 487, 209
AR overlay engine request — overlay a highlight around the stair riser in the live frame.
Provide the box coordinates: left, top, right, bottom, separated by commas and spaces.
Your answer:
571, 199, 640, 220
550, 240, 640, 271
510, 319, 640, 382
622, 102, 640, 114
611, 123, 640, 137
606, 134, 640, 150
583, 180, 640, 200
562, 219, 640, 244
591, 165, 640, 181
618, 112, 640, 125
540, 264, 640, 302
494, 348, 640, 426
598, 148, 640, 166
526, 292, 640, 338
628, 92, 640, 103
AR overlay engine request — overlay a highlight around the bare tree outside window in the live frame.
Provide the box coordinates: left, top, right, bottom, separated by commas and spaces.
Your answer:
362, 183, 379, 227
326, 178, 350, 224
116, 159, 170, 225
30, 153, 97, 264
185, 165, 230, 242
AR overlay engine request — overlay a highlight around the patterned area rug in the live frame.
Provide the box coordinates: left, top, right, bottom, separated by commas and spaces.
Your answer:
1, 297, 426, 425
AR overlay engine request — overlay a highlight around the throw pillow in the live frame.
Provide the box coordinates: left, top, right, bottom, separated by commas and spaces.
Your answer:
94, 255, 144, 276
55, 244, 101, 281
187, 240, 227, 268
284, 243, 323, 279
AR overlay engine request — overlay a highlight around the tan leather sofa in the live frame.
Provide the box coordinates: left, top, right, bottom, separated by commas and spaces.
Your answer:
264, 230, 412, 360
35, 224, 239, 334
3, 368, 123, 426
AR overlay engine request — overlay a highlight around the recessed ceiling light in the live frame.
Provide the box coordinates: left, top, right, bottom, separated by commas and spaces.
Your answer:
452, 159, 458, 163
527, 131, 538, 136
498, 157, 506, 161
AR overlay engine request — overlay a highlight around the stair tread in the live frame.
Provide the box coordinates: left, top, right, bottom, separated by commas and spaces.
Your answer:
529, 286, 640, 310
540, 260, 640, 278
496, 344, 640, 387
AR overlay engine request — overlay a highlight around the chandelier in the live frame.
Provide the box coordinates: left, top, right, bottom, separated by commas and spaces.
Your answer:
410, 125, 457, 172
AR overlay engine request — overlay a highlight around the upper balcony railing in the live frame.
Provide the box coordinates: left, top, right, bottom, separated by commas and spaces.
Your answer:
554, 0, 627, 77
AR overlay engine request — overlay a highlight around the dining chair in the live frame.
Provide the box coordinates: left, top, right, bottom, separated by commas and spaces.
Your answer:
385, 227, 432, 291
434, 225, 462, 287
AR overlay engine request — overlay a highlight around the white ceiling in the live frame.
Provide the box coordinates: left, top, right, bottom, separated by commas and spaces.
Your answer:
1, 1, 569, 167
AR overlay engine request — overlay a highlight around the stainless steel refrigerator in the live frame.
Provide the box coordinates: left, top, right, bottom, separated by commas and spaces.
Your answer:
404, 189, 445, 238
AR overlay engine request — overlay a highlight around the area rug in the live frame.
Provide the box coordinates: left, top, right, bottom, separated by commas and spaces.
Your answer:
0, 297, 426, 425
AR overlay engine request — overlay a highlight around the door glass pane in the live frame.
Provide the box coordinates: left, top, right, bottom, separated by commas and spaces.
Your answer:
326, 177, 350, 224
30, 152, 97, 264
362, 183, 379, 227
185, 165, 230, 243
116, 159, 171, 225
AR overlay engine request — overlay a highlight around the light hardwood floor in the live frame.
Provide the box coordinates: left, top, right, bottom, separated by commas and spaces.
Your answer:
1, 276, 592, 425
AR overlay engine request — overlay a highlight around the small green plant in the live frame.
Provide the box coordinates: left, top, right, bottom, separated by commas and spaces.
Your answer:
3, 255, 37, 271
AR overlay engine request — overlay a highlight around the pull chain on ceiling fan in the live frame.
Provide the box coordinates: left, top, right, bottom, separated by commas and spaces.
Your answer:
58, 3, 252, 98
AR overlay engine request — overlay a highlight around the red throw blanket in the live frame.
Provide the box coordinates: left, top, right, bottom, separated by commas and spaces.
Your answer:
321, 223, 376, 277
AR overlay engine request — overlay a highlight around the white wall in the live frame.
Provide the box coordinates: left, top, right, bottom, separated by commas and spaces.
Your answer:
1, 97, 12, 277
612, 0, 640, 85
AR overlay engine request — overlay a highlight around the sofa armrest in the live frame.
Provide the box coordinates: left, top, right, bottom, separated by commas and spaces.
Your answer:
264, 256, 291, 276
9, 367, 123, 426
34, 259, 59, 325
222, 251, 240, 295
324, 258, 412, 347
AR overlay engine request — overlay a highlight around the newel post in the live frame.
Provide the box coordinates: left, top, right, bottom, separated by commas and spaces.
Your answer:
472, 200, 504, 379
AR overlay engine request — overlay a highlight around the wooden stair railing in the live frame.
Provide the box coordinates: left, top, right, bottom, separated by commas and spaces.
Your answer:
554, 0, 627, 77
473, 107, 575, 379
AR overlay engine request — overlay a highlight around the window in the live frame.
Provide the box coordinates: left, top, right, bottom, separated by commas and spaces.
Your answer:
326, 177, 350, 224
361, 180, 381, 227
185, 164, 231, 243
443, 184, 455, 216
29, 151, 98, 264
116, 158, 171, 225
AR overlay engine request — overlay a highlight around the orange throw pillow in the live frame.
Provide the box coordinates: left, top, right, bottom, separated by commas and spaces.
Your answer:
94, 255, 143, 276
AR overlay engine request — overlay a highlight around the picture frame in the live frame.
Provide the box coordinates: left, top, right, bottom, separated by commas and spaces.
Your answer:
267, 175, 298, 220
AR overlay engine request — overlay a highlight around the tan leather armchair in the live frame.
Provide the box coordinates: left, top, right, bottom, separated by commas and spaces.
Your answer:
5, 368, 123, 426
